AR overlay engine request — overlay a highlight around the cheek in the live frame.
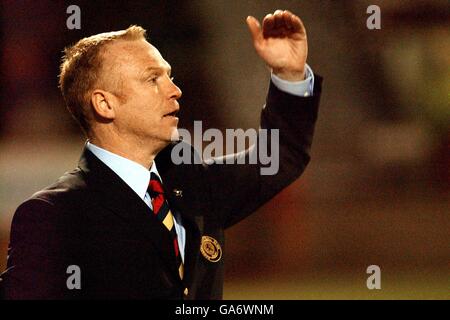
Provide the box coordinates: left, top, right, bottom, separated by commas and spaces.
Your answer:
140, 90, 164, 113
116, 102, 147, 132
116, 90, 168, 134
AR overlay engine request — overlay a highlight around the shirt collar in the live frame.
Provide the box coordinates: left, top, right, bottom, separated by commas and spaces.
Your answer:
86, 141, 161, 200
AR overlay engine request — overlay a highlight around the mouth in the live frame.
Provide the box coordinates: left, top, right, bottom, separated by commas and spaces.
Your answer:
163, 110, 179, 118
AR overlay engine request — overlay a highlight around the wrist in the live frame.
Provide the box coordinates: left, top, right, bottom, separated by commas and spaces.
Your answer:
272, 67, 306, 81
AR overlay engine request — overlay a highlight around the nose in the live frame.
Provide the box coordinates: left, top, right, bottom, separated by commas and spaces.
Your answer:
169, 80, 182, 100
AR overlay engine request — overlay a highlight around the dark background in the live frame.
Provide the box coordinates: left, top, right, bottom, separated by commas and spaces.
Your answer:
1, 0, 448, 299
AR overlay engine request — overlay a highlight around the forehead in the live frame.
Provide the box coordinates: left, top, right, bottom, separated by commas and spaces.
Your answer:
104, 39, 170, 73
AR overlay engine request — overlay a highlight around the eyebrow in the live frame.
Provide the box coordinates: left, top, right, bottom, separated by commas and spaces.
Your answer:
140, 65, 172, 78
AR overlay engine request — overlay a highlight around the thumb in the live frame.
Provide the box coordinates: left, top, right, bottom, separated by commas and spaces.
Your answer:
246, 16, 262, 43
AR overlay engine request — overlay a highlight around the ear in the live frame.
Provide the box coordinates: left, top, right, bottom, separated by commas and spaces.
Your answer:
91, 89, 117, 120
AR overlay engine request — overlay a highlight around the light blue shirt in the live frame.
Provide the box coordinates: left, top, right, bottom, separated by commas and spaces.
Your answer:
85, 68, 314, 262
271, 64, 314, 97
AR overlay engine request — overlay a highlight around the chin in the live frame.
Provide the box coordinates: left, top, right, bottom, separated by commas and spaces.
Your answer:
169, 127, 180, 142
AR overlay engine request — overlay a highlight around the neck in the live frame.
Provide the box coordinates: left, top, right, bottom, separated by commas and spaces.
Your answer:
89, 134, 167, 169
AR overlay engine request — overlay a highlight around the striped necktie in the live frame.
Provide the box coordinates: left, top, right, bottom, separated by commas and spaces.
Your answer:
148, 172, 184, 280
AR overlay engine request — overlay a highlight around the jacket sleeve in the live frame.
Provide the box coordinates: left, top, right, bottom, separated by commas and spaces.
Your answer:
0, 198, 77, 300
203, 75, 323, 228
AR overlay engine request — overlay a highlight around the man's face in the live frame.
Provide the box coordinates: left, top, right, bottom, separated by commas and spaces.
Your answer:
102, 38, 182, 145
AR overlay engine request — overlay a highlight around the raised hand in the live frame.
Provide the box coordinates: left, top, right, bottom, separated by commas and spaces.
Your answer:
246, 10, 308, 81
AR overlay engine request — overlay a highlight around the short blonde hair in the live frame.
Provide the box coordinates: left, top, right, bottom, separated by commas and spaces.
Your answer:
59, 25, 147, 135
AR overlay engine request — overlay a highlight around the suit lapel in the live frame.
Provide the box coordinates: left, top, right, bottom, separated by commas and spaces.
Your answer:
78, 146, 181, 282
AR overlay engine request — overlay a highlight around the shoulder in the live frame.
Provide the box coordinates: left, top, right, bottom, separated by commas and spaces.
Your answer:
27, 167, 92, 214
31, 167, 87, 203
11, 168, 88, 236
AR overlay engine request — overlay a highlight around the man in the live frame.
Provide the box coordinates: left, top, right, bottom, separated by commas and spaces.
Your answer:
0, 10, 322, 299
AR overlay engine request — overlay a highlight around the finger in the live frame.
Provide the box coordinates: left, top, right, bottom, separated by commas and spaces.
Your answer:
291, 14, 306, 34
278, 10, 293, 36
262, 13, 275, 38
273, 9, 284, 15
266, 12, 281, 38
283, 10, 294, 29
273, 10, 284, 30
246, 16, 262, 43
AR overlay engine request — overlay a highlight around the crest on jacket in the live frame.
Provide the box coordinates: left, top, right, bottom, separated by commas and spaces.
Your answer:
200, 236, 222, 263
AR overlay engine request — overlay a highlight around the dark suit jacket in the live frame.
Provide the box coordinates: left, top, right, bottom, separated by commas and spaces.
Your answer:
0, 78, 322, 299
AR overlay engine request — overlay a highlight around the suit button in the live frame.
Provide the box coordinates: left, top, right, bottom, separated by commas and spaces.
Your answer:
173, 189, 183, 197
184, 288, 189, 296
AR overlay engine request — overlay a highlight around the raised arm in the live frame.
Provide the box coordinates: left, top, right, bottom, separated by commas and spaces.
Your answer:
202, 10, 322, 228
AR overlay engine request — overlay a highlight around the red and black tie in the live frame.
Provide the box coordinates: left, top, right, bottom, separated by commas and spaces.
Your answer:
148, 172, 184, 279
